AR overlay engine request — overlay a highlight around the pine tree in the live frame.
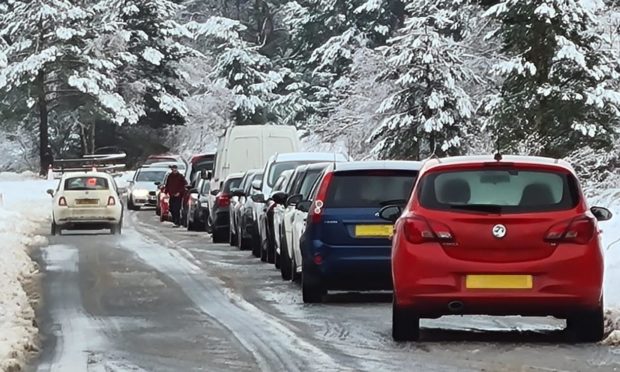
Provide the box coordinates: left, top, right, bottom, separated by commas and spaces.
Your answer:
485, 0, 620, 158
370, 0, 475, 160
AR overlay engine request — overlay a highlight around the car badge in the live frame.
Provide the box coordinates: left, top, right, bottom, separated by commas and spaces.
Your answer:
492, 224, 507, 239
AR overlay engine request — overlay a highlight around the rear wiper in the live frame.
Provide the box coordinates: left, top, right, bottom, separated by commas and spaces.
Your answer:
449, 204, 503, 213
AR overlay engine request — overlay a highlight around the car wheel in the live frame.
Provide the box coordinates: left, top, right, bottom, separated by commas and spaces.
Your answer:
392, 301, 420, 342
275, 250, 280, 269
280, 233, 292, 281
567, 303, 605, 342
301, 262, 326, 303
213, 229, 227, 243
51, 221, 58, 236
266, 234, 275, 264
252, 235, 261, 258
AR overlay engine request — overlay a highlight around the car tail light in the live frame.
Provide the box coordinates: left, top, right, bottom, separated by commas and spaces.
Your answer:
402, 216, 455, 245
58, 197, 67, 206
216, 193, 230, 208
107, 196, 116, 206
308, 171, 334, 224
544, 216, 595, 245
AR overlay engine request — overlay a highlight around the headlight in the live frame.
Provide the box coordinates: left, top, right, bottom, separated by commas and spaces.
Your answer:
133, 189, 149, 197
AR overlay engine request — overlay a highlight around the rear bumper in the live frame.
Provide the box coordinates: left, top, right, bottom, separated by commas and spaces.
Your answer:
302, 239, 392, 290
55, 207, 122, 224
392, 243, 604, 317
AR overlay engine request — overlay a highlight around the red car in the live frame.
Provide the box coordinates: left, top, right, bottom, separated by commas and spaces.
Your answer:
158, 186, 170, 222
383, 155, 613, 342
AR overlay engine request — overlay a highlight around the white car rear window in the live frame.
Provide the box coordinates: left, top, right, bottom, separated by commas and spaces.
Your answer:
64, 176, 109, 191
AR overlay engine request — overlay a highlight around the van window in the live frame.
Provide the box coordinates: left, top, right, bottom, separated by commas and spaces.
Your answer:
418, 169, 580, 213
325, 170, 418, 208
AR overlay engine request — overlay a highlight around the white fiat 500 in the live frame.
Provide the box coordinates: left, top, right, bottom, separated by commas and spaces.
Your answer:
48, 172, 124, 235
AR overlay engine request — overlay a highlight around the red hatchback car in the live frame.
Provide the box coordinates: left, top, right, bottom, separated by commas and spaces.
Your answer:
382, 155, 613, 342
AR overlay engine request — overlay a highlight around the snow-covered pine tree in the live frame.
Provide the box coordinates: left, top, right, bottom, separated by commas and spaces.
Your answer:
485, 0, 620, 158
0, 0, 140, 173
104, 0, 195, 128
370, 0, 474, 160
192, 16, 285, 125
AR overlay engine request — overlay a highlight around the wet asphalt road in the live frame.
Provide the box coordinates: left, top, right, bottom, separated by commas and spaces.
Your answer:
28, 209, 620, 371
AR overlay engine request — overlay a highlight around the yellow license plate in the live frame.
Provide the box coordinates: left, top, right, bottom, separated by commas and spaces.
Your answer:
76, 199, 98, 205
465, 275, 533, 289
354, 224, 393, 237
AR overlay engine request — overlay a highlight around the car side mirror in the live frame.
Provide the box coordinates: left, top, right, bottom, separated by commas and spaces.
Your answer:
251, 194, 266, 203
189, 188, 198, 194
296, 200, 311, 212
591, 206, 613, 222
252, 179, 262, 190
379, 205, 402, 223
154, 182, 161, 186
210, 189, 219, 196
286, 194, 302, 206
231, 188, 245, 197
272, 191, 288, 205
46, 189, 54, 197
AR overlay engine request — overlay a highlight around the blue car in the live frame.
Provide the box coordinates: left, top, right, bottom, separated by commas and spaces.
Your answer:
298, 161, 422, 303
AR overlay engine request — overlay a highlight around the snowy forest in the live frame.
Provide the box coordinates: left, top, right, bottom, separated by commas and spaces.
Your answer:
1, 0, 620, 187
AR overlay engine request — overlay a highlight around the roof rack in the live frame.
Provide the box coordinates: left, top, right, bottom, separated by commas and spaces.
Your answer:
52, 153, 126, 177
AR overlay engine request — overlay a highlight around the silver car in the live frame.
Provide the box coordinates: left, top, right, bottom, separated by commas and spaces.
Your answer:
127, 167, 168, 210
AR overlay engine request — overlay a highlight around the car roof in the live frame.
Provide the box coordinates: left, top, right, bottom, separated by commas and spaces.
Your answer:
268, 152, 349, 163
420, 155, 576, 174
61, 171, 113, 180
330, 160, 423, 173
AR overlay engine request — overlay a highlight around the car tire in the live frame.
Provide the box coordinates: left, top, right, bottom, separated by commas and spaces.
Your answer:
280, 233, 292, 281
301, 263, 326, 303
213, 229, 227, 243
567, 303, 605, 343
252, 236, 261, 258
266, 234, 275, 264
392, 301, 420, 342
275, 250, 280, 269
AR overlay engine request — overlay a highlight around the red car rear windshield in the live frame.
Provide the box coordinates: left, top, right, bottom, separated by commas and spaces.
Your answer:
64, 176, 109, 191
418, 168, 580, 214
325, 170, 418, 208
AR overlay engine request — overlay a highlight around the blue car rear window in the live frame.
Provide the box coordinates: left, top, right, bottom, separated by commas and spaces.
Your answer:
324, 170, 418, 208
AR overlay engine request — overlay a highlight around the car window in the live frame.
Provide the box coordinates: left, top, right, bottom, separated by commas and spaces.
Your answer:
64, 176, 110, 191
299, 169, 324, 200
267, 161, 316, 187
245, 173, 263, 194
273, 175, 287, 192
224, 178, 242, 192
135, 170, 167, 182
325, 170, 418, 208
418, 168, 579, 213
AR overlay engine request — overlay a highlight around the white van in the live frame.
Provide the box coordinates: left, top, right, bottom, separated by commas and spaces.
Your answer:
211, 125, 301, 190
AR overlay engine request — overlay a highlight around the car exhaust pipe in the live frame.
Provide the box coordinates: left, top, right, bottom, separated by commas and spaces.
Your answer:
447, 301, 464, 313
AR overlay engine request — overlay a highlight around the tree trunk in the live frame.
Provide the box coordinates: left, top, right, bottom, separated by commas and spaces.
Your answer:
37, 71, 49, 176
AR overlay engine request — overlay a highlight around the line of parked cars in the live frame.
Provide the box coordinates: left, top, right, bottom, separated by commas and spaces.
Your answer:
127, 125, 616, 343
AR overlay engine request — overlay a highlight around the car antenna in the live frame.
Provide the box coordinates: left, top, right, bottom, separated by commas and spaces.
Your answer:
333, 151, 337, 171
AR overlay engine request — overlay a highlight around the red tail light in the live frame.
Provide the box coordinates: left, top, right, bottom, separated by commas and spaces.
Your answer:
544, 216, 595, 245
58, 197, 67, 206
107, 196, 116, 206
308, 171, 334, 224
216, 193, 230, 208
402, 216, 455, 245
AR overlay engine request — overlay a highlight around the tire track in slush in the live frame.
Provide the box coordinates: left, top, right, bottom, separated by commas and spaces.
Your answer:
124, 213, 345, 372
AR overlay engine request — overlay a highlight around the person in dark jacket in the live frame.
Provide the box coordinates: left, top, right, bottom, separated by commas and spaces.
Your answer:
165, 164, 187, 227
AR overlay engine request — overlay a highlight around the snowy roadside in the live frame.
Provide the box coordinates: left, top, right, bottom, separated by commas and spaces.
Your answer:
0, 173, 54, 371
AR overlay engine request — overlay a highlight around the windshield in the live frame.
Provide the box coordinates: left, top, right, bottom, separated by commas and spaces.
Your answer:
64, 176, 109, 191
267, 161, 315, 187
325, 170, 418, 208
418, 168, 580, 213
135, 170, 167, 183
190, 159, 215, 179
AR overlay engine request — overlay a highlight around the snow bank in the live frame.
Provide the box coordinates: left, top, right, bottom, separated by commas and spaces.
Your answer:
0, 174, 55, 371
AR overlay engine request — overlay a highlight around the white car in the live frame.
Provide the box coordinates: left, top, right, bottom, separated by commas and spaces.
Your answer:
48, 172, 124, 235
127, 167, 168, 210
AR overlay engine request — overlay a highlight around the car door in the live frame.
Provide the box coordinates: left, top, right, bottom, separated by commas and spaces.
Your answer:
291, 170, 325, 271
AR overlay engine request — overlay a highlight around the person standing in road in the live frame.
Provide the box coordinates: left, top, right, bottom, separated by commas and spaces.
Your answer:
165, 164, 187, 227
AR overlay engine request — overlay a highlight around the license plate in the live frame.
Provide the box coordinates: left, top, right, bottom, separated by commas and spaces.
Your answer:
465, 275, 533, 289
354, 224, 393, 237
75, 199, 98, 205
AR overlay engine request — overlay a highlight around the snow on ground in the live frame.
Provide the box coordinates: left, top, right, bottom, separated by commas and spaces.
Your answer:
0, 173, 54, 371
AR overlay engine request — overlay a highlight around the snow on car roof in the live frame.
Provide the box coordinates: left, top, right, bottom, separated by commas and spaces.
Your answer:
421, 155, 576, 174
60, 171, 114, 180
331, 160, 423, 172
